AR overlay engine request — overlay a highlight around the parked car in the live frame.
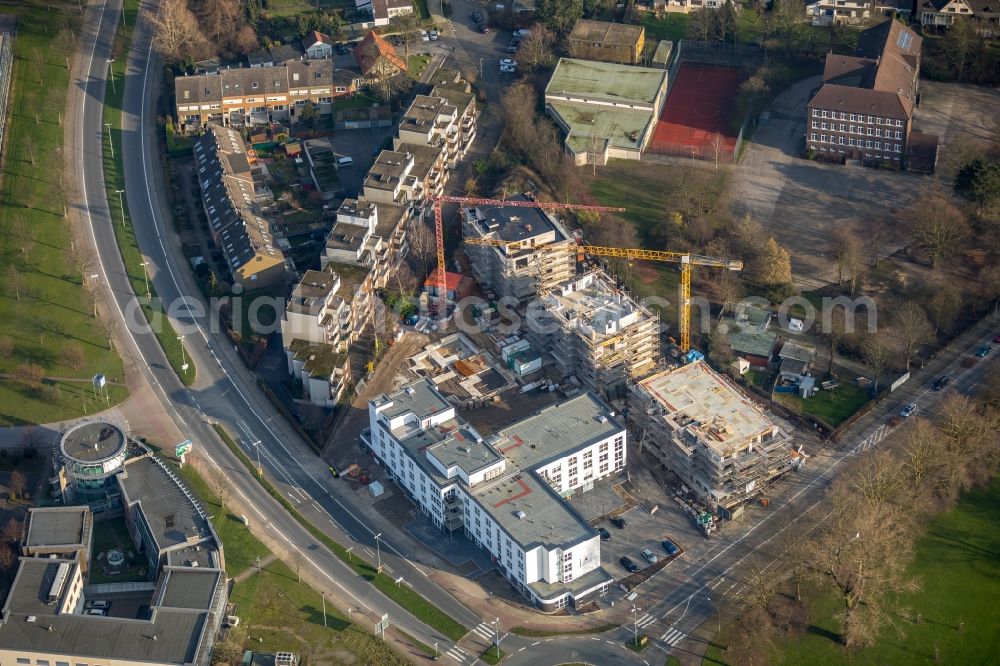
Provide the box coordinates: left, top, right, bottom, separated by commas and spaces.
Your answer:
899, 403, 917, 418
472, 11, 482, 21
429, 29, 439, 41
932, 376, 951, 390
620, 556, 639, 573
499, 64, 516, 74
662, 539, 679, 555
513, 28, 531, 38
479, 24, 491, 34
506, 43, 519, 54
500, 58, 518, 68
976, 344, 992, 358
90, 600, 110, 610
86, 608, 106, 616
641, 548, 659, 564
598, 527, 611, 541
335, 42, 349, 55
420, 29, 430, 41
610, 516, 627, 529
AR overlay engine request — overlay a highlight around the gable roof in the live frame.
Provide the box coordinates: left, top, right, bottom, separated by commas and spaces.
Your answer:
303, 31, 332, 49
353, 30, 407, 75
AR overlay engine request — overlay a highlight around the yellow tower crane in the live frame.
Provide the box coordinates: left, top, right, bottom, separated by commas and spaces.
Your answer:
463, 238, 743, 352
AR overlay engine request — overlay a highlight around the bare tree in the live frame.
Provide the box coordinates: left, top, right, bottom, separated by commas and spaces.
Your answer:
9, 472, 27, 501
209, 467, 232, 507
820, 305, 847, 374
408, 219, 436, 278
0, 543, 14, 572
861, 333, 890, 392
14, 364, 44, 390
357, 40, 408, 103
832, 225, 863, 294
519, 26, 556, 70
60, 343, 85, 371
866, 216, 892, 268
20, 426, 47, 452
732, 212, 765, 259
898, 418, 945, 506
710, 132, 726, 171
891, 301, 932, 370
394, 13, 422, 59
152, 0, 210, 64
1, 518, 22, 545
928, 283, 961, 339
906, 191, 971, 268
0, 336, 12, 358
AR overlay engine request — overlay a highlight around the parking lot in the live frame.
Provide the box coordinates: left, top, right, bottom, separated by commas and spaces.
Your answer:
325, 126, 395, 196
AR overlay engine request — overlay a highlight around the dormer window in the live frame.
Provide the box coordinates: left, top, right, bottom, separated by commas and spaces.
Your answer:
252, 82, 258, 89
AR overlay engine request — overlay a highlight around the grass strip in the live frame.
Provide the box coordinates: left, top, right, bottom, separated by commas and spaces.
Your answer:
480, 647, 506, 664
211, 423, 469, 641
509, 623, 619, 637
103, 0, 195, 386
394, 628, 438, 658
626, 635, 649, 652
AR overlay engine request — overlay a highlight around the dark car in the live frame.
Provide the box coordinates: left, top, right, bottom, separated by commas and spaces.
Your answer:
335, 43, 349, 55
620, 556, 639, 573
598, 527, 611, 541
610, 516, 627, 529
932, 376, 951, 390
473, 11, 482, 22
976, 345, 992, 358
662, 539, 679, 555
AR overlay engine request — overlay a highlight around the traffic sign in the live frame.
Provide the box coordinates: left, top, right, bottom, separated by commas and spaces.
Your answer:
375, 613, 389, 638
175, 439, 193, 458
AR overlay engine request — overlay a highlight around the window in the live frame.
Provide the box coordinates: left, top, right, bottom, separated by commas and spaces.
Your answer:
183, 90, 190, 99
16, 660, 30, 665
895, 143, 902, 152
866, 140, 873, 148
839, 136, 846, 145
811, 120, 818, 129
599, 442, 608, 453
875, 141, 881, 149
821, 110, 828, 118
600, 463, 608, 474
821, 122, 828, 130
583, 451, 592, 460
56, 662, 70, 666
812, 109, 819, 117
839, 123, 846, 132
568, 456, 577, 466
251, 82, 259, 89
849, 113, 856, 121
820, 134, 827, 143
867, 127, 874, 136
875, 116, 881, 124
849, 138, 856, 147
895, 130, 902, 139
896, 119, 903, 127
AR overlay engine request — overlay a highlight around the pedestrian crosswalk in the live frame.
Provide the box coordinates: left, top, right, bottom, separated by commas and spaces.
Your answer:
635, 612, 658, 630
444, 643, 473, 664
471, 621, 495, 641
659, 626, 686, 647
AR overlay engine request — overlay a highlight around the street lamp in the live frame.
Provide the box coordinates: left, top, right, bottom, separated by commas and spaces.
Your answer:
492, 617, 502, 660
374, 533, 383, 572
140, 260, 150, 300
479, 57, 484, 77
177, 335, 189, 373
707, 596, 721, 637
631, 605, 641, 645
115, 189, 126, 228
104, 122, 114, 159
107, 58, 116, 95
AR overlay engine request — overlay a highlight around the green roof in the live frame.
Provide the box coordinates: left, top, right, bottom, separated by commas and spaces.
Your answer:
548, 101, 655, 152
727, 328, 777, 358
289, 338, 347, 377
545, 58, 667, 106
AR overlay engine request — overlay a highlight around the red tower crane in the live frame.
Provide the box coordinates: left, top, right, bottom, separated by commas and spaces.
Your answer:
431, 195, 625, 315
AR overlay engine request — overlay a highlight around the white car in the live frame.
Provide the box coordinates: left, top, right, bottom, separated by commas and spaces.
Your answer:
500, 58, 518, 68
420, 29, 429, 42
429, 29, 439, 41
499, 64, 516, 74
513, 28, 532, 38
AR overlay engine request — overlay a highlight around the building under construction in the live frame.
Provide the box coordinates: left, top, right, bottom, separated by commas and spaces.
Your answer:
629, 361, 799, 510
528, 271, 659, 400
461, 195, 576, 303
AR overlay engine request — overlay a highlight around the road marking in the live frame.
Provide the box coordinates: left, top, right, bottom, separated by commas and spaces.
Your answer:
531, 641, 540, 646
519, 646, 526, 652
472, 622, 493, 640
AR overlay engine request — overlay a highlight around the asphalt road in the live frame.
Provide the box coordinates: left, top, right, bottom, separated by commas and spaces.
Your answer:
73, 0, 482, 659
70, 0, 1000, 663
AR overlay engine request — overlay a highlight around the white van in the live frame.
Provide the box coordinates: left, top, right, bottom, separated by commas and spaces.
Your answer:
337, 156, 354, 167
90, 600, 110, 609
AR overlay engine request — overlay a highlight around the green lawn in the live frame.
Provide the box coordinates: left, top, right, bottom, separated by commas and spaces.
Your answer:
510, 623, 619, 637
0, 0, 128, 425
89, 517, 148, 584
480, 646, 506, 664
104, 0, 195, 386
639, 13, 690, 43
774, 380, 869, 427
229, 559, 409, 665
408, 54, 432, 79
265, 0, 353, 17
705, 476, 1000, 665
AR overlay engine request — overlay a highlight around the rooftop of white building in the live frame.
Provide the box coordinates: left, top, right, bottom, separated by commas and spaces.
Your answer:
540, 270, 655, 343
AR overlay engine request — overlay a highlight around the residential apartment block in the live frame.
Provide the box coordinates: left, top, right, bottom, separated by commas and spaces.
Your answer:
629, 361, 798, 510
805, 20, 924, 166
527, 271, 660, 400
193, 125, 287, 288
366, 380, 623, 610
175, 58, 358, 132
397, 93, 475, 169
461, 195, 577, 303
567, 19, 646, 65
650, 0, 727, 14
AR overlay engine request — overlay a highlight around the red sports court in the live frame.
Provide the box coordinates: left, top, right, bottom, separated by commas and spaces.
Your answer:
650, 63, 744, 159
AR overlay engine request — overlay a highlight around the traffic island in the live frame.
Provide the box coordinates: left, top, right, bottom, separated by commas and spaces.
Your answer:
626, 635, 650, 652
480, 646, 507, 664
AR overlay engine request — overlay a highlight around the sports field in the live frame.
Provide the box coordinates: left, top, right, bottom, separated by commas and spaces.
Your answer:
650, 63, 744, 160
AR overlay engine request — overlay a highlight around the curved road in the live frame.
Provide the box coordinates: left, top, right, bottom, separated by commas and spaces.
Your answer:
69, 0, 1000, 663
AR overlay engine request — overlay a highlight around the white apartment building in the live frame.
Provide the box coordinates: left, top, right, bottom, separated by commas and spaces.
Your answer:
280, 269, 351, 350
366, 379, 624, 610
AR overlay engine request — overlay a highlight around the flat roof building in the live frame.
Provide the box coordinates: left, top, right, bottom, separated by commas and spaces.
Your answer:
367, 380, 624, 610
461, 194, 576, 303
567, 19, 645, 65
545, 58, 668, 165
22, 507, 93, 573
528, 271, 660, 400
629, 361, 798, 510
